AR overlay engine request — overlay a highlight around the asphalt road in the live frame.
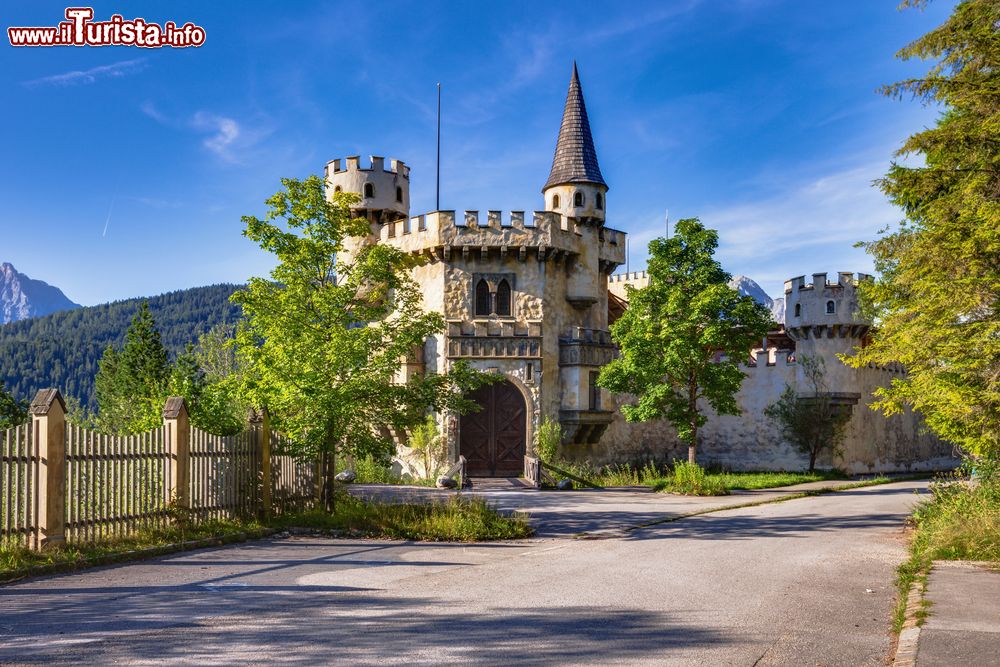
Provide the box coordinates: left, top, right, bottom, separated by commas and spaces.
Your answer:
0, 480, 927, 666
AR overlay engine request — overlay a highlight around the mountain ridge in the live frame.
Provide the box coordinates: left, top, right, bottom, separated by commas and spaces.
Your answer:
0, 262, 80, 324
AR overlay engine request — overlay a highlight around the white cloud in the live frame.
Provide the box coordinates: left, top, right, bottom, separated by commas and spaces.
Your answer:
23, 58, 147, 87
193, 112, 242, 162
624, 153, 900, 299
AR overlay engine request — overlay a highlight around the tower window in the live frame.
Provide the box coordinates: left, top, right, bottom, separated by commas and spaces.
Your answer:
596, 192, 603, 210
794, 303, 801, 317
552, 194, 560, 209
826, 300, 836, 314
396, 186, 403, 203
334, 185, 342, 193
496, 279, 512, 317
364, 183, 375, 198
574, 191, 584, 207
475, 279, 491, 317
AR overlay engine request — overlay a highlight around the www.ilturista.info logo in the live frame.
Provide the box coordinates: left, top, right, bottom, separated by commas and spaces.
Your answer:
8, 7, 206, 48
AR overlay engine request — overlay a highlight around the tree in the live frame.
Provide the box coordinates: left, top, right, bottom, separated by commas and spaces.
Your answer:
765, 356, 851, 472
846, 0, 1000, 460
0, 382, 28, 430
598, 218, 773, 464
232, 175, 490, 509
94, 301, 171, 434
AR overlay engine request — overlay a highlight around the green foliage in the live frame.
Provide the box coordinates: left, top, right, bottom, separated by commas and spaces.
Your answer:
911, 461, 1000, 563
847, 0, 1000, 460
353, 453, 397, 484
0, 382, 28, 429
0, 284, 241, 409
94, 301, 171, 434
232, 176, 492, 472
95, 305, 245, 435
535, 416, 562, 463
654, 461, 729, 496
408, 415, 446, 480
598, 218, 773, 462
764, 355, 851, 472
270, 494, 532, 541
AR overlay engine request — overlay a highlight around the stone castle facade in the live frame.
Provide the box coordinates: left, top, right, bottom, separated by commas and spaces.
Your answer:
329, 65, 958, 476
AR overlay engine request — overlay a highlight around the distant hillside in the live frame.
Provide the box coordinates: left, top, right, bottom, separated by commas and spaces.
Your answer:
0, 262, 80, 324
0, 284, 242, 409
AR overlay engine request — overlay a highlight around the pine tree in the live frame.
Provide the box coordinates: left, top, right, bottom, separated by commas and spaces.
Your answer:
847, 0, 1000, 459
95, 301, 171, 434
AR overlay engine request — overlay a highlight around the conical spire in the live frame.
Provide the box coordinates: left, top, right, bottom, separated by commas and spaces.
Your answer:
543, 62, 607, 191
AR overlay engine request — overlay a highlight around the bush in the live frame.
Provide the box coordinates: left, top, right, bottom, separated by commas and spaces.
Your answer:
353, 453, 397, 484
535, 417, 562, 463
655, 461, 728, 496
408, 415, 445, 480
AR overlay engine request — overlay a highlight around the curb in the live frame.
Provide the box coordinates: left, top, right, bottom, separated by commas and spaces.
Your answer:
893, 575, 926, 666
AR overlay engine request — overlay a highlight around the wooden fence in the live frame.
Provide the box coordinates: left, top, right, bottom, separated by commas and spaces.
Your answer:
0, 390, 316, 550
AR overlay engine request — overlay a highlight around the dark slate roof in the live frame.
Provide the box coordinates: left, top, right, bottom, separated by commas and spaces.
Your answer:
543, 62, 607, 191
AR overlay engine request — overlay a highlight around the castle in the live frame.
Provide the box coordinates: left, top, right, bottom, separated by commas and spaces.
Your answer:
329, 64, 957, 476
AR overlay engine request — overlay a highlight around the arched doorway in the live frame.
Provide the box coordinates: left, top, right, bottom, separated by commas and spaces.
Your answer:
460, 380, 527, 477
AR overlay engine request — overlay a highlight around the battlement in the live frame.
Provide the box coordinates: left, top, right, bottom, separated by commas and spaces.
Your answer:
748, 347, 796, 368
608, 270, 648, 284
326, 155, 410, 180
783, 271, 872, 294
374, 209, 626, 268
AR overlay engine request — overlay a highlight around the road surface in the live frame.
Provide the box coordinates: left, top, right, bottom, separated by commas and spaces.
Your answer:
0, 480, 925, 665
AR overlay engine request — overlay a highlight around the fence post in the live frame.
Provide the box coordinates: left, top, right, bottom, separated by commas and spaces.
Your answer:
250, 407, 273, 519
30, 389, 66, 549
163, 397, 190, 510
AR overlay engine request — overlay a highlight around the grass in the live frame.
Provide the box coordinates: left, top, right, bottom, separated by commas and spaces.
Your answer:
1, 493, 532, 581
340, 453, 439, 487
1, 518, 267, 582
550, 459, 847, 495
270, 493, 533, 542
893, 466, 1000, 631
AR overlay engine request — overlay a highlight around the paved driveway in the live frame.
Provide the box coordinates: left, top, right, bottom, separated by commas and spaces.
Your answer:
0, 481, 926, 666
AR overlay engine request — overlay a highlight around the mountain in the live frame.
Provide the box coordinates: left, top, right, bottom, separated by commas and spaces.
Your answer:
0, 262, 80, 324
0, 284, 242, 409
728, 275, 785, 325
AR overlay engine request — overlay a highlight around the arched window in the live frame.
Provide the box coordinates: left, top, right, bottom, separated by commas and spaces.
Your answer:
596, 192, 603, 210
475, 279, 491, 316
496, 279, 512, 317
396, 186, 403, 203
334, 185, 342, 193
552, 194, 560, 209
574, 191, 584, 207
794, 303, 801, 317
364, 183, 375, 198
826, 300, 836, 314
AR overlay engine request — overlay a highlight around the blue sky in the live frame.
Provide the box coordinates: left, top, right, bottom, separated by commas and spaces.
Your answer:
1, 1, 953, 306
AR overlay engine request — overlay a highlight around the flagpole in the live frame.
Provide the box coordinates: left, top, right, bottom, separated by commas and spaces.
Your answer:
436, 83, 441, 212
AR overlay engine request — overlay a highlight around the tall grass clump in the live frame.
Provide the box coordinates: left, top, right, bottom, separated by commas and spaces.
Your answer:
273, 494, 532, 541
653, 461, 728, 495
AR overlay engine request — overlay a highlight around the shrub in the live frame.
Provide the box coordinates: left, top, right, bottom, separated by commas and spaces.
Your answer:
535, 417, 562, 463
656, 460, 728, 496
408, 415, 445, 480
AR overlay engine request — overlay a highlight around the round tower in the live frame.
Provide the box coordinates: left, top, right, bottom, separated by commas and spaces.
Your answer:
784, 271, 872, 389
325, 155, 410, 224
542, 63, 608, 223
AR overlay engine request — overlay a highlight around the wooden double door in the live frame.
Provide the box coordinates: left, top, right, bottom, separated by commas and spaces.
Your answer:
460, 381, 527, 477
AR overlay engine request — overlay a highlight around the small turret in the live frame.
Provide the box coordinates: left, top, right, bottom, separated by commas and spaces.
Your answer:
325, 155, 410, 224
542, 63, 608, 224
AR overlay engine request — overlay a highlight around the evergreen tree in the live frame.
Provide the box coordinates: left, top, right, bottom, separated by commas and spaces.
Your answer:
598, 218, 773, 464
95, 301, 170, 434
0, 382, 28, 430
847, 0, 1000, 459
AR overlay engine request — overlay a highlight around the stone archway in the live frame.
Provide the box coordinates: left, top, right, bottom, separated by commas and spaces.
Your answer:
460, 380, 527, 477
